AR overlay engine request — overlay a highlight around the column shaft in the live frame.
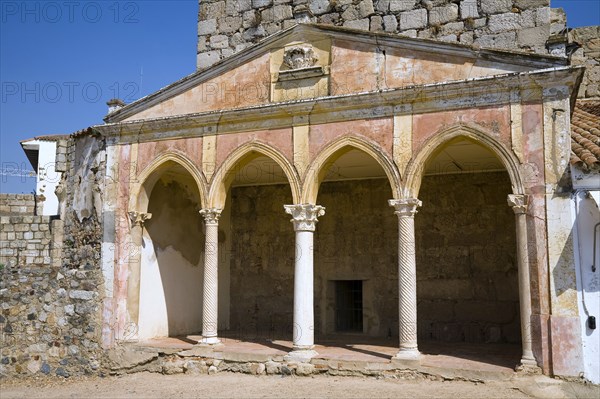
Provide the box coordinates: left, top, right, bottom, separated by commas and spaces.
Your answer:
508, 194, 537, 367
200, 208, 222, 345
284, 204, 325, 362
389, 198, 421, 361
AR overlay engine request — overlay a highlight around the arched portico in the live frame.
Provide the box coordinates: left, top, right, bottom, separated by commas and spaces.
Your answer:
127, 154, 207, 340
400, 124, 536, 369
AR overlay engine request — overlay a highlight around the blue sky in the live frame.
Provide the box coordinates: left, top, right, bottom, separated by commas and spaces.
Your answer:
1, 0, 598, 194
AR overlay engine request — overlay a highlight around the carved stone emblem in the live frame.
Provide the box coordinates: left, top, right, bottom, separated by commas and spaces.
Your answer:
283, 46, 318, 70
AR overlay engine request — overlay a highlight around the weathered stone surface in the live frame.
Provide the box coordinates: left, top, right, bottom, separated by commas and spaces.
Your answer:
398, 9, 428, 30
343, 18, 370, 30
197, 18, 217, 36
209, 35, 229, 49
460, 0, 479, 19
429, 4, 458, 25
481, 0, 513, 14
514, 0, 549, 10
474, 31, 517, 49
295, 363, 315, 375
390, 0, 417, 12
382, 14, 398, 32
197, 50, 221, 69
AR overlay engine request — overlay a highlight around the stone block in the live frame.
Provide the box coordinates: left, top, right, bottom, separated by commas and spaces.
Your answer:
370, 15, 383, 31
209, 35, 229, 49
252, 0, 272, 7
341, 5, 359, 21
481, 0, 512, 14
429, 4, 459, 25
226, 0, 252, 14
242, 25, 267, 40
242, 10, 260, 28
198, 19, 218, 36
318, 12, 340, 25
460, 0, 479, 19
358, 0, 375, 18
517, 25, 550, 47
441, 21, 464, 35
343, 18, 370, 30
488, 13, 526, 33
399, 29, 417, 38
197, 50, 221, 69
383, 14, 398, 32
262, 5, 293, 22
398, 9, 427, 30
218, 16, 242, 33
389, 0, 417, 12
514, 0, 549, 10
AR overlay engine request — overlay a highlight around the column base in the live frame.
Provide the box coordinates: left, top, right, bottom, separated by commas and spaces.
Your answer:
197, 336, 222, 346
515, 357, 541, 374
391, 349, 421, 367
284, 348, 318, 363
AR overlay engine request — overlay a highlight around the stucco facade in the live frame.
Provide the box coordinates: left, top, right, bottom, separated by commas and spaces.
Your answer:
92, 24, 585, 376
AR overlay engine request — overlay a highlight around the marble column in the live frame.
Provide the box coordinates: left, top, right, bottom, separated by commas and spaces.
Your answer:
284, 204, 325, 362
199, 208, 222, 345
388, 198, 421, 361
126, 211, 151, 339
507, 194, 537, 368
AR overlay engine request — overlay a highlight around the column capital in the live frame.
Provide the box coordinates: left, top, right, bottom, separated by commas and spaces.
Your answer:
507, 194, 529, 214
128, 211, 152, 227
284, 204, 325, 232
200, 208, 222, 224
388, 198, 422, 217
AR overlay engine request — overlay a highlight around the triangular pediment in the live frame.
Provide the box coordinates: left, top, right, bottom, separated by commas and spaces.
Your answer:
106, 24, 567, 124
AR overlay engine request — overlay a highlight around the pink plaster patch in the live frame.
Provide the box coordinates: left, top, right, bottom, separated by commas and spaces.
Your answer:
550, 316, 584, 377
215, 129, 294, 170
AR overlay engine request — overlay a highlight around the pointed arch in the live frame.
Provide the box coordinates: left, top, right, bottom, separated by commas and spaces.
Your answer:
207, 141, 301, 208
130, 150, 208, 213
404, 123, 525, 198
302, 135, 402, 204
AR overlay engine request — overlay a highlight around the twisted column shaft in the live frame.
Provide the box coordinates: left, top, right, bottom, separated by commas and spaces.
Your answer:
200, 208, 222, 345
389, 198, 421, 360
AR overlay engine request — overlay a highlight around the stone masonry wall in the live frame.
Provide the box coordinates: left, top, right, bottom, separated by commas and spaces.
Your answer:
0, 133, 107, 378
197, 0, 565, 69
0, 194, 35, 216
570, 26, 600, 99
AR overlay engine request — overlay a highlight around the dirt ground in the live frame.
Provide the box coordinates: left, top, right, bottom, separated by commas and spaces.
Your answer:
1, 372, 598, 399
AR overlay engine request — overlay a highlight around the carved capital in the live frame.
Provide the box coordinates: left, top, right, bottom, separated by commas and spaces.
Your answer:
128, 211, 152, 227
284, 204, 325, 232
507, 194, 528, 214
388, 198, 422, 217
200, 208, 222, 225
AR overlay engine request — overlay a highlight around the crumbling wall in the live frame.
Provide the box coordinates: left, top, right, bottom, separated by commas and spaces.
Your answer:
570, 26, 600, 99
0, 133, 107, 378
197, 0, 565, 69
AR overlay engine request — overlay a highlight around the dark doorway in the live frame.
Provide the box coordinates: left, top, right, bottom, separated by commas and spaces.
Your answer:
335, 280, 363, 332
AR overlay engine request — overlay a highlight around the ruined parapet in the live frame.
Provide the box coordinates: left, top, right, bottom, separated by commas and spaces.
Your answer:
569, 26, 600, 99
197, 0, 566, 69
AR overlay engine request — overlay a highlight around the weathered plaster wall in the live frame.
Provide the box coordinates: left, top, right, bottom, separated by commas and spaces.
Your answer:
138, 178, 205, 338
197, 0, 564, 69
228, 172, 518, 343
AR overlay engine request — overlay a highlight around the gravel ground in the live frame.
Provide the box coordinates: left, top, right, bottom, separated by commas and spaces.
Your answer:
1, 372, 599, 399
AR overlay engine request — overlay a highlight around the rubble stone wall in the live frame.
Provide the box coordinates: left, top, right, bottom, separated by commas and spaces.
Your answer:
0, 134, 107, 378
197, 0, 565, 69
570, 26, 600, 99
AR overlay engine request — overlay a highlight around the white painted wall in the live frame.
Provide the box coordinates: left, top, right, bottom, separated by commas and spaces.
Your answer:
571, 167, 600, 384
138, 234, 205, 339
22, 139, 61, 215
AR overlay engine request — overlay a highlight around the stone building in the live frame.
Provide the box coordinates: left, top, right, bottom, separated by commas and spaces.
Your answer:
1, 0, 599, 383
